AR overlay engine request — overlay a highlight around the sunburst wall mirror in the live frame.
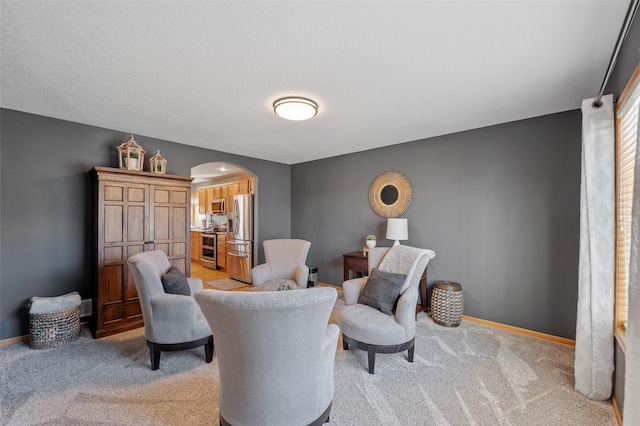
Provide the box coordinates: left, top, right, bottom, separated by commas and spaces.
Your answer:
368, 171, 413, 218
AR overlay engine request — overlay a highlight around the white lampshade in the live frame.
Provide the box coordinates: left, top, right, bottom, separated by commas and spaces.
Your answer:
273, 97, 318, 121
386, 218, 408, 246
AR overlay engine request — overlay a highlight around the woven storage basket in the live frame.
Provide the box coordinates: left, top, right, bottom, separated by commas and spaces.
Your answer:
29, 305, 80, 349
431, 281, 463, 327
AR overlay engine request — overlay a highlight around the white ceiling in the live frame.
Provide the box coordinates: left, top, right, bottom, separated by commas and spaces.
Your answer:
0, 1, 631, 165
191, 161, 246, 183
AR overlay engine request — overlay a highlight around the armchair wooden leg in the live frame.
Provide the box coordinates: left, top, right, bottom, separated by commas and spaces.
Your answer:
146, 336, 212, 370
205, 335, 214, 363
343, 335, 415, 374
342, 337, 349, 350
367, 347, 376, 374
149, 343, 161, 371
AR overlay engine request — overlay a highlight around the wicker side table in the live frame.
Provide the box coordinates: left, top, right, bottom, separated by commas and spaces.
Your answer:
431, 281, 464, 327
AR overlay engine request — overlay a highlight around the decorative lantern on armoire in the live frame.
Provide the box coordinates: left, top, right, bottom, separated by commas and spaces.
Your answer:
149, 150, 167, 174
117, 135, 145, 171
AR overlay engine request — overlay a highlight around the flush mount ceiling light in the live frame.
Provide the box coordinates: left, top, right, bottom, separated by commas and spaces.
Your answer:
273, 97, 318, 121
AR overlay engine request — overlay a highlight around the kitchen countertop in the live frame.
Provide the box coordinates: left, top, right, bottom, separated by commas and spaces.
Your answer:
191, 228, 229, 234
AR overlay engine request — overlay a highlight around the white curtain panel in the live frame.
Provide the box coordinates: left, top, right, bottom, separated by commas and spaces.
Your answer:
624, 116, 640, 423
575, 94, 615, 400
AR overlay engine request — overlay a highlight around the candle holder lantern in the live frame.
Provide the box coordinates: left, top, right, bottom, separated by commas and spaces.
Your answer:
117, 135, 145, 171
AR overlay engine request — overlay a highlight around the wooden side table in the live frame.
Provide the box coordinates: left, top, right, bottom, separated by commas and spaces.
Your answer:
342, 251, 428, 314
343, 251, 368, 281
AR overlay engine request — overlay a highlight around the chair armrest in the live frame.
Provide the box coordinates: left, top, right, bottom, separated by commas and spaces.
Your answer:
251, 263, 272, 286
150, 294, 196, 343
323, 324, 340, 359
294, 264, 310, 288
319, 324, 340, 401
343, 277, 367, 305
395, 286, 419, 327
187, 277, 203, 295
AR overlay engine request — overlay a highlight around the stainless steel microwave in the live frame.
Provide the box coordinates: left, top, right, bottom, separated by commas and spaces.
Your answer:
210, 198, 226, 215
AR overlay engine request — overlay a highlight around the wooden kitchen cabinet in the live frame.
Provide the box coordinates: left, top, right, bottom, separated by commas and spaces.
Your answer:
237, 176, 254, 194
211, 185, 229, 199
198, 188, 206, 214
205, 187, 214, 212
191, 231, 202, 263
217, 233, 227, 269
227, 182, 238, 207
90, 167, 192, 338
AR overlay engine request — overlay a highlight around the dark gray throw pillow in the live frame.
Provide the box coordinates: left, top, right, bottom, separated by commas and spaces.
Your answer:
358, 268, 407, 315
161, 266, 191, 296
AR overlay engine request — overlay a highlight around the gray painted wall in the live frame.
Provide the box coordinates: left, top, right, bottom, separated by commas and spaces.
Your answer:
0, 109, 291, 339
292, 111, 581, 339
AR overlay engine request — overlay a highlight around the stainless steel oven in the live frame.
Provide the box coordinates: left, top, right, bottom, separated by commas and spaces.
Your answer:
201, 233, 217, 269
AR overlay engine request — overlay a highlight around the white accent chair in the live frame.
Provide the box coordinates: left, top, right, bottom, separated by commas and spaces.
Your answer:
127, 250, 213, 370
251, 239, 311, 289
195, 287, 339, 426
338, 245, 435, 374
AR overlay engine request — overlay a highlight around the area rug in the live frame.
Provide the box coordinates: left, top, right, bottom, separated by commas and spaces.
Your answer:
205, 278, 247, 291
0, 315, 617, 425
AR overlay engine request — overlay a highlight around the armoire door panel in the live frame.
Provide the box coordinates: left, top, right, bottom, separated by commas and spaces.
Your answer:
124, 301, 142, 319
103, 304, 124, 324
154, 188, 170, 203
128, 187, 146, 203
104, 246, 123, 262
173, 190, 188, 205
127, 245, 144, 258
172, 242, 186, 256
154, 243, 170, 256
104, 185, 124, 202
104, 205, 124, 243
173, 207, 187, 239
154, 206, 170, 240
171, 258, 187, 273
124, 270, 138, 300
127, 205, 146, 242
99, 265, 124, 303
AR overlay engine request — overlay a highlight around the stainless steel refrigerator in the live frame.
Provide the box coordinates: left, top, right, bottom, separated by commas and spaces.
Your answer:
227, 194, 253, 283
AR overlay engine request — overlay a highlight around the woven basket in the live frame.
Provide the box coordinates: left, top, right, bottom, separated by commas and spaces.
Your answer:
431, 281, 463, 327
29, 305, 80, 349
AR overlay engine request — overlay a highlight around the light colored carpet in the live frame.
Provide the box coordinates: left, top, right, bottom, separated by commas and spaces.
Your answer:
1, 314, 616, 425
205, 278, 247, 291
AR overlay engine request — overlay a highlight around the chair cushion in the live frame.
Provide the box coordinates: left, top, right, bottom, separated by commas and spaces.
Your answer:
161, 266, 190, 296
251, 279, 300, 292
358, 268, 406, 315
339, 303, 408, 345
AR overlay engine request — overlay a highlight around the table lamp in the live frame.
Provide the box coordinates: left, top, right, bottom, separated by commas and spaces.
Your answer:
386, 218, 408, 246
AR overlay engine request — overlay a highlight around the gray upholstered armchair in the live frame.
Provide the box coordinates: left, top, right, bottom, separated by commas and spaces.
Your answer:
127, 250, 213, 370
251, 239, 311, 288
195, 287, 339, 426
338, 245, 435, 374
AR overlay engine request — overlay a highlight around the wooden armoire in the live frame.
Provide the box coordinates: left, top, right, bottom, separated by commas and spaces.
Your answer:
90, 167, 192, 338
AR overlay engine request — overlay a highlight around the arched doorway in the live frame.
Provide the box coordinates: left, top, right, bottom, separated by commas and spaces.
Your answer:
190, 162, 258, 285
